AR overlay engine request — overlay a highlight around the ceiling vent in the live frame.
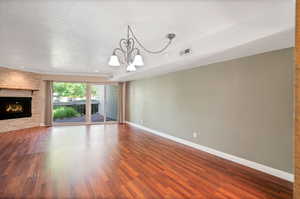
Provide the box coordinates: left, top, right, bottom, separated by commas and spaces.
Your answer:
180, 48, 192, 56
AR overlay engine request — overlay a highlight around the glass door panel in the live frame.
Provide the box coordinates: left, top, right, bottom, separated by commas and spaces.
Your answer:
105, 85, 119, 122
53, 82, 86, 123
91, 85, 105, 122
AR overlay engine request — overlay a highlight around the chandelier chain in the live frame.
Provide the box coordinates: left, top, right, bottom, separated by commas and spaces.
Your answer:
128, 26, 173, 54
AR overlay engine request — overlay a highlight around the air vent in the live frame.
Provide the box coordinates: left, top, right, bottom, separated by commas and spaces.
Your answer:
180, 48, 192, 56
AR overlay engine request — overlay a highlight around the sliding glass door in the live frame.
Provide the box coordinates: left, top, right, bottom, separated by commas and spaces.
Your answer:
90, 84, 119, 123
53, 82, 87, 123
91, 85, 105, 122
105, 85, 119, 122
52, 82, 118, 124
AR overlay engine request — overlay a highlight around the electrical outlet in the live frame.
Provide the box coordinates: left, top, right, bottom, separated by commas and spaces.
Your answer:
193, 132, 197, 138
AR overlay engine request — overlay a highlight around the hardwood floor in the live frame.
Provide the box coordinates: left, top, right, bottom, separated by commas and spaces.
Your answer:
0, 124, 293, 198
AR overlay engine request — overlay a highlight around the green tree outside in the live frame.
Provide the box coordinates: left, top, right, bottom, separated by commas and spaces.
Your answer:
53, 82, 96, 98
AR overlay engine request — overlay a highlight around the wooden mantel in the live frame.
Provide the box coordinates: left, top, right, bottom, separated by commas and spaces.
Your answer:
0, 86, 40, 95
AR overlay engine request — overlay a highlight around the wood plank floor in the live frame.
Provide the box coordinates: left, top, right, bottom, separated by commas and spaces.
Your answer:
0, 124, 293, 198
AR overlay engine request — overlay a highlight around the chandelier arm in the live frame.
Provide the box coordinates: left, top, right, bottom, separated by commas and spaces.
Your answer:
119, 39, 128, 53
128, 38, 135, 53
113, 48, 125, 54
128, 25, 173, 54
131, 48, 139, 56
127, 38, 139, 61
113, 48, 126, 64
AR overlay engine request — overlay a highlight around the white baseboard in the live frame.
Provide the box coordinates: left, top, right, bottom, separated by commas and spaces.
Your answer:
126, 121, 294, 182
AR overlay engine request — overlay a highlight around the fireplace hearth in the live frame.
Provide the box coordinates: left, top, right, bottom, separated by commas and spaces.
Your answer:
0, 97, 32, 120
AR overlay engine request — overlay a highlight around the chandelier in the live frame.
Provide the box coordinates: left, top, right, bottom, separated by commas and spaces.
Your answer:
108, 25, 176, 72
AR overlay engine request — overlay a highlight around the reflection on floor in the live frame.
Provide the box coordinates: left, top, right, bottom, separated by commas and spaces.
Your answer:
0, 124, 293, 198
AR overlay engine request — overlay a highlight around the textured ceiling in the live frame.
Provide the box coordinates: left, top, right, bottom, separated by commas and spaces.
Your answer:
0, 0, 295, 81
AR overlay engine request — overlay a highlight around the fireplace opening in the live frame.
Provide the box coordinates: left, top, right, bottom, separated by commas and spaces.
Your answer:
0, 97, 32, 120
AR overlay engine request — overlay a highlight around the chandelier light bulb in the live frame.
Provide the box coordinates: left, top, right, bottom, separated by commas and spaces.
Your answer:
108, 54, 120, 66
132, 54, 144, 66
126, 64, 136, 72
